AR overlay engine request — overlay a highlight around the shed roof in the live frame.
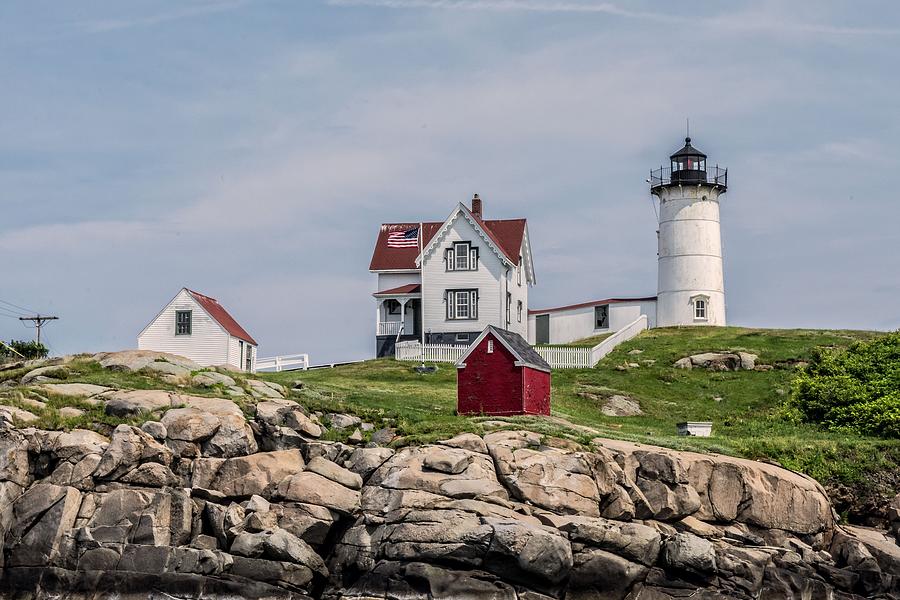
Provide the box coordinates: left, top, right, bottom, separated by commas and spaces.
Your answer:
186, 289, 258, 345
457, 325, 551, 373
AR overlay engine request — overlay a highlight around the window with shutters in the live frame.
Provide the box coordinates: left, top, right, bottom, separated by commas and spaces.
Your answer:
517, 258, 522, 286
446, 289, 478, 320
175, 310, 192, 335
517, 300, 523, 323
445, 242, 478, 271
506, 292, 512, 325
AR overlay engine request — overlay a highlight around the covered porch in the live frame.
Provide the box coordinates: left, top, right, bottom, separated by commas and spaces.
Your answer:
374, 284, 422, 357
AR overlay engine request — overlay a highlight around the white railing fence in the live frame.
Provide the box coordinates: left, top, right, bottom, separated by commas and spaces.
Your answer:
590, 314, 649, 365
395, 341, 467, 363
255, 353, 310, 373
532, 345, 594, 369
393, 314, 650, 369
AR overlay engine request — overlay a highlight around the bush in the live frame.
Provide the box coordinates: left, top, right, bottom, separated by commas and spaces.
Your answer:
0, 339, 48, 361
791, 332, 900, 438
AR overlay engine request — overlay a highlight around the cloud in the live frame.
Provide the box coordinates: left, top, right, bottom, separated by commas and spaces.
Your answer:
328, 0, 900, 36
74, 1, 250, 34
327, 0, 675, 20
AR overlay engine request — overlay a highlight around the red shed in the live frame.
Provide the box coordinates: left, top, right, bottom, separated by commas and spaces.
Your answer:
456, 325, 552, 416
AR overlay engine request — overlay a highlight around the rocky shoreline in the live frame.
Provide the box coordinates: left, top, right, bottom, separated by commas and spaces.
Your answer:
0, 352, 898, 598
1, 420, 899, 598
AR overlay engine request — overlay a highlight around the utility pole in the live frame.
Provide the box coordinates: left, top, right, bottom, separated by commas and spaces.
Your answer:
18, 315, 58, 344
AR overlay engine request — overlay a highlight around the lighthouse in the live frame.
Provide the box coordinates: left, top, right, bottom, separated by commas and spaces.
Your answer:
650, 137, 728, 327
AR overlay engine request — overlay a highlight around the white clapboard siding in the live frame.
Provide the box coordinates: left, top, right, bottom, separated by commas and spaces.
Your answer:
533, 345, 594, 369
138, 289, 233, 368
421, 213, 506, 333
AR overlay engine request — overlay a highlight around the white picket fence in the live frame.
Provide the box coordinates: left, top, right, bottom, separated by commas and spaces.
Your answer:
395, 341, 466, 363
254, 353, 310, 373
393, 315, 650, 369
532, 345, 594, 369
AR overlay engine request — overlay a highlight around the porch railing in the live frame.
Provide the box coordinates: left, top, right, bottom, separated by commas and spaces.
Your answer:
377, 321, 403, 336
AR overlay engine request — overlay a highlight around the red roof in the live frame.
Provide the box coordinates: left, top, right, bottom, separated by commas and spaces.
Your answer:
373, 284, 421, 297
187, 289, 258, 345
529, 296, 657, 315
369, 214, 526, 271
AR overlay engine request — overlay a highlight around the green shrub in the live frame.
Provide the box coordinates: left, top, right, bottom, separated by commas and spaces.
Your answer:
0, 339, 48, 360
791, 332, 900, 438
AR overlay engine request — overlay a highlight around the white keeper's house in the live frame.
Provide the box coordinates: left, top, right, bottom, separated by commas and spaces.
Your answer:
369, 195, 535, 357
138, 288, 258, 371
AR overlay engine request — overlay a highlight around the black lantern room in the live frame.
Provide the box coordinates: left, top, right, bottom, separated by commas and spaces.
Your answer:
650, 137, 727, 191
670, 137, 706, 184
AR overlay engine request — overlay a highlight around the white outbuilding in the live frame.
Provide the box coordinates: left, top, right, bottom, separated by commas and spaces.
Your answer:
137, 288, 258, 371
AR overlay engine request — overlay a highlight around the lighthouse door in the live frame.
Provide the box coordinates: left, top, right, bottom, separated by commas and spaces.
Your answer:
535, 314, 550, 345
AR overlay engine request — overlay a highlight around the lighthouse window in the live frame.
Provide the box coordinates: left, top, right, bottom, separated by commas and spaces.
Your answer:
694, 299, 707, 320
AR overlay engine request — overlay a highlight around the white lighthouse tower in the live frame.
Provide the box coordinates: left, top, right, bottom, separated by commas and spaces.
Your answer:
650, 137, 728, 327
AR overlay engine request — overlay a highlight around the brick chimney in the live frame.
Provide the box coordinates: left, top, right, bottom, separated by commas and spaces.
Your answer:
471, 194, 483, 219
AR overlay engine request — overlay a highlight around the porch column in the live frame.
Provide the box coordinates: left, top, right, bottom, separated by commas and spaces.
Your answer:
375, 299, 384, 335
399, 298, 408, 335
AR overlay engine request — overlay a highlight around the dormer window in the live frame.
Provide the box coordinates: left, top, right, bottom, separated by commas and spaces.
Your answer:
446, 242, 478, 271
692, 296, 709, 321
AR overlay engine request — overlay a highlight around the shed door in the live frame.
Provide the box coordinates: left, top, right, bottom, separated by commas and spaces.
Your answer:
535, 314, 550, 345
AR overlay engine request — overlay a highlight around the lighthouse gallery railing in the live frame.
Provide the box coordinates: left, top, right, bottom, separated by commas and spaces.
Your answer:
649, 165, 727, 190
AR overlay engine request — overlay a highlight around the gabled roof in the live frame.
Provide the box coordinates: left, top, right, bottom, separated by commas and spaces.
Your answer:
529, 296, 657, 316
369, 210, 528, 272
456, 325, 551, 373
373, 284, 421, 297
186, 289, 258, 345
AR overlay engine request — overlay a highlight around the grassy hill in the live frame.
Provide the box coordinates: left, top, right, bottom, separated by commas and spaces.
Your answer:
259, 326, 899, 520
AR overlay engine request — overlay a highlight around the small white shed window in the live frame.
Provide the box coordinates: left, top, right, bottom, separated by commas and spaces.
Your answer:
693, 297, 708, 320
487, 340, 494, 353
175, 310, 192, 335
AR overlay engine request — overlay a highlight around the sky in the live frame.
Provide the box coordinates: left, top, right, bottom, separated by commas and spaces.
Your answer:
1, 0, 899, 363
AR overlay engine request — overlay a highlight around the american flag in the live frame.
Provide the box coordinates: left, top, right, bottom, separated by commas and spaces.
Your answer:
387, 227, 419, 248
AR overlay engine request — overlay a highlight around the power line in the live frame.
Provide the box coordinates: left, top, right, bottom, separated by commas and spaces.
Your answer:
0, 298, 36, 315
0, 306, 24, 319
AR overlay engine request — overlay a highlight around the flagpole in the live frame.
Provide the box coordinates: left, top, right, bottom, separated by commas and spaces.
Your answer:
419, 221, 425, 367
